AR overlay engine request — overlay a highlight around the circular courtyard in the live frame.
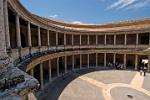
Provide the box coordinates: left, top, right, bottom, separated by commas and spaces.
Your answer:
38, 69, 150, 100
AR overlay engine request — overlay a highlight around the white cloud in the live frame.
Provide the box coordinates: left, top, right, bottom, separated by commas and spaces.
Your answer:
106, 0, 150, 10
49, 14, 58, 18
71, 21, 83, 24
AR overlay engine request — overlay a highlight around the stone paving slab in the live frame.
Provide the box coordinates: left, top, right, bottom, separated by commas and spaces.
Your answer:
142, 74, 150, 91
84, 70, 136, 84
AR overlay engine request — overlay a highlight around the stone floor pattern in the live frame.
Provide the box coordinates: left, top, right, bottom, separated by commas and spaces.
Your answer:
38, 69, 150, 100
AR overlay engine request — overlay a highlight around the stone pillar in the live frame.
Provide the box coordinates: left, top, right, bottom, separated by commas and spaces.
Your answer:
113, 53, 116, 64
88, 35, 90, 45
148, 56, 150, 72
114, 34, 116, 45
31, 69, 34, 76
0, 0, 10, 69
124, 54, 126, 69
72, 55, 74, 70
65, 56, 67, 73
48, 60, 51, 81
87, 54, 89, 68
16, 14, 21, 47
104, 53, 106, 67
104, 34, 107, 46
80, 34, 81, 46
40, 63, 44, 89
136, 33, 139, 46
135, 55, 138, 70
72, 34, 74, 46
47, 30, 50, 46
124, 34, 127, 45
27, 22, 32, 47
96, 35, 98, 45
56, 32, 58, 47
4, 0, 11, 50
80, 54, 82, 69
64, 33, 66, 46
96, 53, 98, 67
57, 58, 59, 76
38, 26, 41, 47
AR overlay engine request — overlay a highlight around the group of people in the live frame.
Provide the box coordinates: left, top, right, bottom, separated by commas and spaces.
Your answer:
139, 64, 148, 76
107, 62, 125, 70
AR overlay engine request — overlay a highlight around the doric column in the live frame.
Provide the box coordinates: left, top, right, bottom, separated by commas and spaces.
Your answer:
80, 54, 82, 69
47, 30, 50, 46
104, 53, 106, 67
65, 56, 67, 73
124, 34, 127, 45
87, 54, 89, 68
64, 33, 66, 46
72, 55, 74, 70
104, 34, 107, 46
57, 58, 59, 76
136, 33, 139, 46
135, 55, 138, 70
31, 69, 34, 76
40, 63, 44, 89
4, 0, 11, 50
16, 14, 21, 47
113, 53, 116, 64
27, 22, 32, 47
114, 34, 116, 45
88, 35, 90, 45
38, 26, 41, 47
148, 56, 150, 72
124, 54, 126, 69
96, 53, 98, 67
48, 60, 51, 81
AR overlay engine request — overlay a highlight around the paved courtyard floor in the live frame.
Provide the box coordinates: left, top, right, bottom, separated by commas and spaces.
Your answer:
38, 69, 150, 100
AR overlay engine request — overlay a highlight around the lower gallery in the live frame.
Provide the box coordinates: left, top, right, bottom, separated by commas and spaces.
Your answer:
0, 0, 150, 100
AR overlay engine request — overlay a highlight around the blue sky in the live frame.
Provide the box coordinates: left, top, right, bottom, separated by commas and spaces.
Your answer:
20, 0, 150, 24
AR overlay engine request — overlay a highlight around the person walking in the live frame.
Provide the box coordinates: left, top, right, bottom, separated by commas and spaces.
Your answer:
143, 66, 147, 76
140, 66, 143, 76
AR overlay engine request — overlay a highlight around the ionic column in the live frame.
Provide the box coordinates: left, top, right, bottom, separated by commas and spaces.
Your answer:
64, 33, 66, 46
148, 56, 150, 72
80, 54, 82, 69
96, 35, 98, 45
104, 34, 107, 46
87, 54, 89, 68
149, 33, 150, 46
4, 0, 11, 50
124, 54, 126, 69
31, 69, 34, 76
27, 22, 32, 47
136, 33, 139, 46
40, 63, 44, 89
56, 32, 58, 46
57, 58, 59, 76
96, 53, 98, 67
72, 34, 74, 46
124, 34, 127, 45
114, 34, 116, 45
16, 14, 21, 47
113, 53, 116, 64
65, 56, 67, 73
104, 53, 106, 67
38, 26, 41, 47
47, 30, 50, 46
48, 60, 51, 81
72, 55, 74, 70
88, 35, 90, 45
135, 55, 138, 70
80, 34, 82, 46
